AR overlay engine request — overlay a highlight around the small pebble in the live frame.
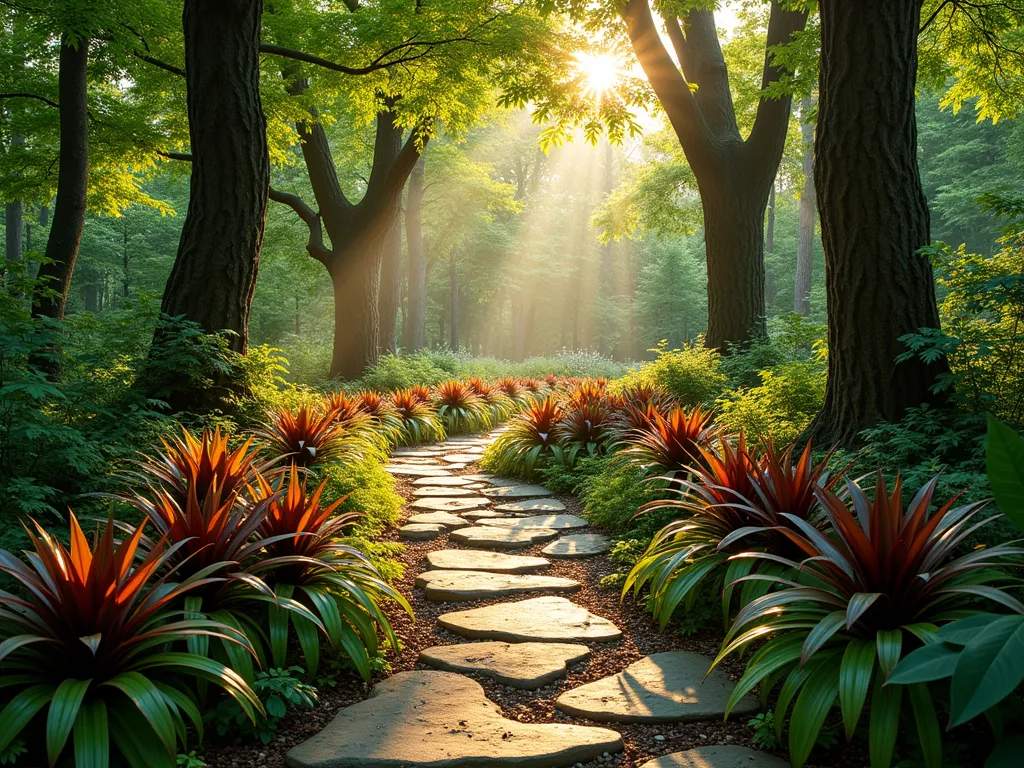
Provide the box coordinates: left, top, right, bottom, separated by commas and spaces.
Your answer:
654, 734, 666, 741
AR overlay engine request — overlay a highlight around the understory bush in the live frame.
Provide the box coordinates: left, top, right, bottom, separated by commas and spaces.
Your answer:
716, 361, 826, 445
610, 339, 727, 406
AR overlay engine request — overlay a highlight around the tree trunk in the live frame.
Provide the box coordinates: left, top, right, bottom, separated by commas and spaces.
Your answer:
621, 1, 806, 352
5, 200, 22, 281
159, 0, 268, 353
703, 183, 769, 348
806, 0, 948, 447
794, 96, 815, 315
377, 214, 402, 355
31, 34, 89, 324
448, 246, 458, 351
328, 228, 390, 380
764, 182, 777, 308
403, 156, 426, 352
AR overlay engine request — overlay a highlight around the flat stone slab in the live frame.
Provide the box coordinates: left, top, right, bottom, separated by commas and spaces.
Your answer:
444, 453, 482, 463
406, 512, 471, 529
639, 747, 790, 768
542, 534, 612, 558
410, 497, 491, 512
450, 525, 559, 549
399, 523, 445, 541
412, 486, 479, 497
462, 509, 504, 521
412, 476, 475, 487
481, 484, 552, 499
496, 498, 567, 512
419, 642, 590, 689
286, 671, 622, 768
426, 550, 551, 574
393, 449, 446, 457
416, 570, 581, 601
485, 514, 588, 530
463, 474, 523, 487
555, 652, 759, 723
439, 597, 622, 643
386, 465, 452, 477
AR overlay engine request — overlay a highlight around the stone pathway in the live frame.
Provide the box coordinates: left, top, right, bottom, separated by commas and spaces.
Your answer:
287, 428, 789, 768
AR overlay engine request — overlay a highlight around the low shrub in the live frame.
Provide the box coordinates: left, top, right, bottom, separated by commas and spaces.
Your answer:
611, 339, 727, 407
716, 361, 826, 445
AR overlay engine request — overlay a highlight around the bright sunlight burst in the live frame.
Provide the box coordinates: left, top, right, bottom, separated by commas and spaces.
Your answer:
574, 51, 622, 100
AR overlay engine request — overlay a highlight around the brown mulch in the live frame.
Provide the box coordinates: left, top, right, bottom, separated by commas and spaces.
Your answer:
202, 449, 873, 768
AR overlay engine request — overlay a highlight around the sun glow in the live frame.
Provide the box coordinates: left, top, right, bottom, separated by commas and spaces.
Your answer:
575, 51, 622, 100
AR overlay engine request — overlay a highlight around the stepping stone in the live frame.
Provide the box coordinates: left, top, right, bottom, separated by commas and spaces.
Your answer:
439, 596, 622, 643
416, 570, 580, 601
406, 512, 471, 529
426, 549, 551, 574
399, 523, 445, 541
393, 449, 443, 458
555, 652, 760, 723
386, 466, 452, 477
481, 484, 552, 498
450, 525, 559, 549
412, 476, 474, 486
542, 534, 612, 558
639, 746, 790, 768
444, 453, 482, 463
463, 446, 486, 454
464, 474, 521, 487
410, 497, 491, 512
419, 642, 590, 689
496, 498, 567, 512
412, 486, 478, 497
484, 514, 588, 530
286, 671, 622, 768
462, 509, 504, 521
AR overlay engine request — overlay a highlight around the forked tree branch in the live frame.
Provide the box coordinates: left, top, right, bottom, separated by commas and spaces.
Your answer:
268, 187, 333, 265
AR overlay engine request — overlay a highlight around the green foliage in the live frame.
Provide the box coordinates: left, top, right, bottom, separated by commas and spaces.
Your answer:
716, 361, 826, 445
578, 458, 664, 531
748, 712, 781, 751
611, 340, 727, 407
320, 457, 404, 539
206, 667, 317, 745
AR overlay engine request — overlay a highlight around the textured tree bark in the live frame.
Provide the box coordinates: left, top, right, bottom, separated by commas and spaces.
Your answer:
160, 0, 268, 353
794, 97, 815, 315
32, 35, 89, 324
764, 182, 777, 307
806, 0, 948, 447
403, 156, 427, 352
621, 0, 807, 350
377, 214, 402, 355
5, 201, 22, 268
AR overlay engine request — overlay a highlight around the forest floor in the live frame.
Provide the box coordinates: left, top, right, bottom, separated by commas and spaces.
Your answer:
203, 431, 870, 768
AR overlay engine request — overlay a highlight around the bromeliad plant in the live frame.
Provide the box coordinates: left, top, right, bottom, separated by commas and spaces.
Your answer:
0, 513, 261, 768
260, 403, 354, 467
554, 396, 612, 464
711, 474, 1024, 768
620, 405, 715, 479
483, 396, 565, 479
626, 438, 839, 627
356, 391, 405, 446
390, 388, 445, 444
433, 380, 491, 434
467, 378, 516, 423
250, 466, 411, 678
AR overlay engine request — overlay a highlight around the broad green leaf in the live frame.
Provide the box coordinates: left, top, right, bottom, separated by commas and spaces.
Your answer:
987, 734, 1024, 768
950, 614, 1024, 726
889, 642, 959, 684
101, 672, 176, 757
73, 699, 108, 768
46, 678, 90, 767
869, 669, 902, 768
0, 685, 54, 751
789, 661, 839, 768
908, 683, 942, 768
876, 629, 902, 678
987, 415, 1024, 532
839, 639, 876, 739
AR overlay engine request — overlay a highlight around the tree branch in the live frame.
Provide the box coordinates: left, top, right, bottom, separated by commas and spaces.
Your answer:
0, 92, 59, 108
746, 0, 809, 158
134, 52, 186, 78
620, 0, 709, 160
389, 122, 431, 192
157, 150, 193, 162
269, 187, 333, 265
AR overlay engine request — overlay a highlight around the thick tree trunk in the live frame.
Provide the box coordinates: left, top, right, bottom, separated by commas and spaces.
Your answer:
5, 200, 22, 271
448, 246, 458, 351
377, 215, 402, 355
159, 0, 268, 353
403, 156, 427, 352
794, 97, 815, 315
703, 183, 769, 347
32, 35, 88, 323
806, 0, 948, 447
764, 183, 777, 308
621, 1, 805, 352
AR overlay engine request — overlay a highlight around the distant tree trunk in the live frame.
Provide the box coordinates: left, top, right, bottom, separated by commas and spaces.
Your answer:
121, 216, 131, 298
274, 102, 426, 379
83, 282, 98, 311
31, 34, 89, 325
764, 182, 777, 307
378, 214, 402, 355
621, 0, 807, 351
159, 0, 268, 354
448, 246, 458, 351
806, 0, 948, 447
5, 200, 22, 277
794, 97, 815, 315
597, 137, 617, 356
403, 156, 427, 352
